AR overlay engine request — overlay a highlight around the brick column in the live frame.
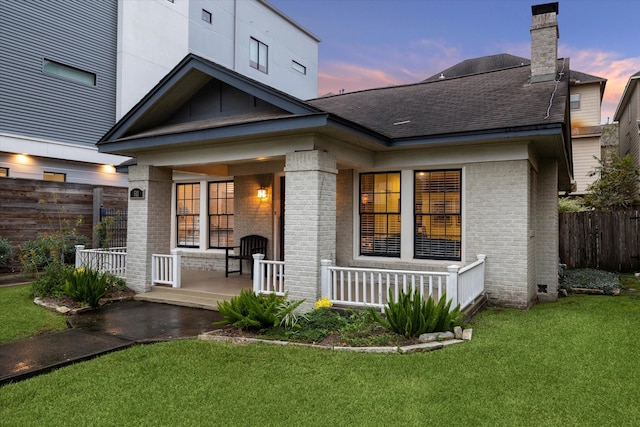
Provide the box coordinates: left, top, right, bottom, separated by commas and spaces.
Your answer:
284, 150, 337, 311
535, 160, 559, 302
126, 165, 172, 293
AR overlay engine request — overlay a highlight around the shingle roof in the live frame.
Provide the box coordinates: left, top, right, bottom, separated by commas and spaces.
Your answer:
424, 53, 605, 86
309, 62, 568, 140
423, 54, 530, 82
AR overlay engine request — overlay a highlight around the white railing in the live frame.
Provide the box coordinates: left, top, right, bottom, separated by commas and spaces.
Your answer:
321, 255, 486, 312
450, 254, 486, 311
151, 250, 182, 288
253, 254, 285, 296
250, 254, 486, 312
75, 245, 127, 278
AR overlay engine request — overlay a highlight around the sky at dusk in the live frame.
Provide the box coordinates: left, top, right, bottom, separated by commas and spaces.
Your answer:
269, 0, 640, 124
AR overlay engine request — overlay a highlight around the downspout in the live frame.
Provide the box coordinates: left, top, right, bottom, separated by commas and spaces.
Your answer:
232, 0, 237, 71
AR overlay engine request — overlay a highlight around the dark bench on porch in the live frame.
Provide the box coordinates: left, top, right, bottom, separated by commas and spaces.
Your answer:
225, 235, 268, 279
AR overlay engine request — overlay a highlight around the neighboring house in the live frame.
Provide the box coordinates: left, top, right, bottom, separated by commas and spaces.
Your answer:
614, 71, 640, 177
425, 60, 606, 195
98, 3, 571, 309
0, 0, 318, 186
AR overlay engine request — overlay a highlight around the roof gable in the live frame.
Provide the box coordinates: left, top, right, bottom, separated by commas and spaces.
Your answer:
99, 54, 320, 143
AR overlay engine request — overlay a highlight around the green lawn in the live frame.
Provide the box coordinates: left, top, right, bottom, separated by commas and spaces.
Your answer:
0, 285, 67, 343
1, 281, 639, 426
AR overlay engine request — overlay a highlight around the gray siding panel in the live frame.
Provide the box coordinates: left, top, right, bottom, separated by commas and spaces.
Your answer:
0, 0, 117, 146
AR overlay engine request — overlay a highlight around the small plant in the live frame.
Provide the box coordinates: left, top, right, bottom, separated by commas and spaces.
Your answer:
559, 268, 621, 295
558, 197, 588, 213
215, 290, 304, 331
0, 237, 13, 271
370, 289, 463, 338
315, 296, 333, 309
64, 267, 109, 307
31, 263, 74, 298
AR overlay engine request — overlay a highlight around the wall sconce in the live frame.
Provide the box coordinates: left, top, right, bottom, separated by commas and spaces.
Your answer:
257, 186, 268, 200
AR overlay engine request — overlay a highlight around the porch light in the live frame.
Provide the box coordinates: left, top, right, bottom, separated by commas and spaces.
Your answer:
257, 186, 268, 200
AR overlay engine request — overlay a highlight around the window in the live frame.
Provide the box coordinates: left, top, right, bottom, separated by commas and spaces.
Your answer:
43, 59, 96, 86
359, 172, 401, 257
0, 167, 8, 177
208, 181, 234, 248
570, 93, 580, 110
176, 183, 200, 247
250, 37, 268, 73
43, 171, 65, 182
292, 60, 306, 75
201, 9, 212, 23
414, 170, 461, 260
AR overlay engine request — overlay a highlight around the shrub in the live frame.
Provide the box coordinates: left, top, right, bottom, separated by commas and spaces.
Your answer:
558, 197, 588, 213
19, 230, 88, 277
371, 289, 463, 338
276, 307, 348, 343
559, 268, 621, 295
31, 263, 74, 298
64, 268, 109, 307
215, 290, 304, 331
0, 237, 13, 271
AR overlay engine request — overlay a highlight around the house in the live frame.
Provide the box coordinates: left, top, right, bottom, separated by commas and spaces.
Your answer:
614, 71, 640, 181
98, 2, 571, 310
0, 0, 318, 186
425, 59, 606, 195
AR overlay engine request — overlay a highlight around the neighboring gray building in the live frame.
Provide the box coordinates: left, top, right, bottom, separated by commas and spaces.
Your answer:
0, 0, 319, 187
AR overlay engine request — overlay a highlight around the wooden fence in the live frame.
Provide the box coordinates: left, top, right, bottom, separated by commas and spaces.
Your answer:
559, 210, 640, 272
0, 177, 127, 254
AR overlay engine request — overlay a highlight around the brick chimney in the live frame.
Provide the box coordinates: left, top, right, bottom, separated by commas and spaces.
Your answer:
530, 2, 559, 83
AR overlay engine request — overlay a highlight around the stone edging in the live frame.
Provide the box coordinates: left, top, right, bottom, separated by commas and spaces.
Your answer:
33, 296, 134, 315
198, 327, 473, 354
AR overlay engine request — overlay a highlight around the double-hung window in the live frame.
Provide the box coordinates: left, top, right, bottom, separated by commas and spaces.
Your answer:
249, 37, 268, 73
176, 183, 200, 248
414, 170, 461, 260
208, 181, 234, 248
359, 172, 401, 257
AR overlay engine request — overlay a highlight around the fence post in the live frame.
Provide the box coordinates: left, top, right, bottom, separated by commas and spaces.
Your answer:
447, 265, 459, 307
321, 259, 333, 300
75, 245, 85, 269
253, 253, 264, 294
171, 249, 181, 288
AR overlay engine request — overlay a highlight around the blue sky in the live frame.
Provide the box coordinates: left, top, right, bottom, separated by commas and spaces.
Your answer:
270, 0, 640, 123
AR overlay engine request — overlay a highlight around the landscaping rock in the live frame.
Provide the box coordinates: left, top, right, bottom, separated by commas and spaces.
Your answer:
454, 326, 463, 339
462, 329, 473, 340
399, 342, 443, 354
419, 331, 454, 342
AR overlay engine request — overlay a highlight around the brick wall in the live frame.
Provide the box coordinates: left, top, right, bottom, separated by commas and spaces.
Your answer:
126, 165, 172, 293
284, 150, 337, 310
234, 174, 273, 258
466, 160, 532, 308
535, 160, 559, 300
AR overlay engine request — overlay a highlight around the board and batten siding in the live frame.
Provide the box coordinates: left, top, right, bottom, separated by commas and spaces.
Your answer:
0, 1, 117, 147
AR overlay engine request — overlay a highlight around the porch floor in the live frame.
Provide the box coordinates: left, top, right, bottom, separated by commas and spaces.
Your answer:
134, 270, 252, 311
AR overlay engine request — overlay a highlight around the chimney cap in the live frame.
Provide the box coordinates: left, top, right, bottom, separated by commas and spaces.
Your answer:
532, 2, 559, 16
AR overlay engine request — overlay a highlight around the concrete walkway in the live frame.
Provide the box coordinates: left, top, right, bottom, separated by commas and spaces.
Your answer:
0, 300, 223, 386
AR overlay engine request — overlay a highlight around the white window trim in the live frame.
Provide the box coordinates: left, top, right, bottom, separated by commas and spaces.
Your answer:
352, 168, 465, 264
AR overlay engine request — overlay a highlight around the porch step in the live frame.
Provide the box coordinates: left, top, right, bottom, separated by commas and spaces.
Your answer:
134, 286, 236, 311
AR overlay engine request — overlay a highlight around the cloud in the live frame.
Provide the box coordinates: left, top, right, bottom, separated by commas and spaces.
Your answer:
562, 46, 640, 123
317, 37, 463, 96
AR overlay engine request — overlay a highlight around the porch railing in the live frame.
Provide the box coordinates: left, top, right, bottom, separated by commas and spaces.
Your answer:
253, 254, 285, 296
151, 250, 181, 288
75, 245, 127, 278
251, 254, 486, 312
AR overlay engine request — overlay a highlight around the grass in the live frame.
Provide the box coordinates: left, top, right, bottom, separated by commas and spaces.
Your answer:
1, 277, 639, 426
0, 285, 67, 343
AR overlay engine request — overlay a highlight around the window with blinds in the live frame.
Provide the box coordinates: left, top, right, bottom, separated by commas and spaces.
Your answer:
359, 172, 401, 257
208, 181, 234, 248
176, 183, 200, 248
414, 170, 461, 260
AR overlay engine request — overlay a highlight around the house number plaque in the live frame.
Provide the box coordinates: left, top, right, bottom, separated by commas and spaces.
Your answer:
130, 188, 145, 200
